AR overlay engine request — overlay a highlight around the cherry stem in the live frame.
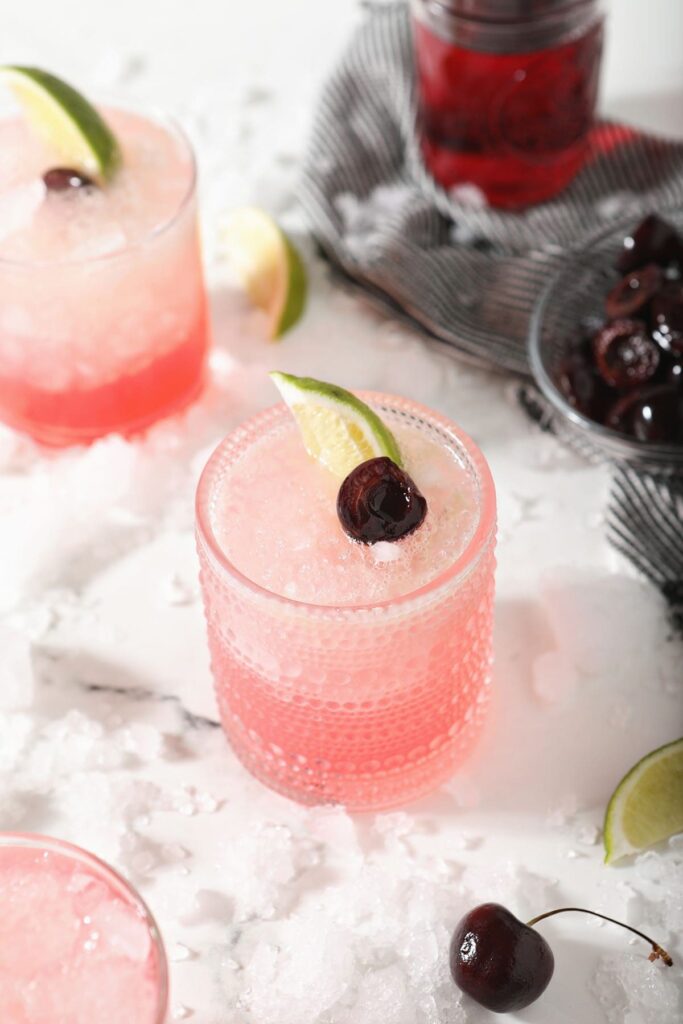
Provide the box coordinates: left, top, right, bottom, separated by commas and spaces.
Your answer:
526, 907, 673, 967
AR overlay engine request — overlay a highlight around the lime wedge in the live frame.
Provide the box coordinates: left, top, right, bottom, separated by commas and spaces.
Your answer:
0, 66, 120, 182
604, 737, 683, 864
270, 372, 403, 479
224, 208, 307, 339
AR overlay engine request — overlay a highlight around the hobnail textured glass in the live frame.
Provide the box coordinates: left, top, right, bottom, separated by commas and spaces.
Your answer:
196, 395, 497, 811
528, 208, 683, 472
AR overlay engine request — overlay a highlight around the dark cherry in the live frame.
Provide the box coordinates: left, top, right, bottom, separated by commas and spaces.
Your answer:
607, 384, 683, 443
617, 214, 683, 274
43, 167, 96, 192
605, 263, 662, 319
651, 282, 683, 356
450, 904, 554, 1013
337, 456, 427, 545
556, 345, 611, 421
450, 904, 672, 1014
561, 214, 683, 443
593, 318, 660, 389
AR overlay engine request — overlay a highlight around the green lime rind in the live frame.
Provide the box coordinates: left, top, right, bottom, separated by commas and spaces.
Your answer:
271, 372, 403, 468
276, 234, 307, 337
223, 207, 307, 340
604, 736, 683, 865
1, 65, 121, 180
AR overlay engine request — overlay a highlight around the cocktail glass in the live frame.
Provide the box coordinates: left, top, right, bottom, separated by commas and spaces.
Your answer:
0, 102, 209, 445
0, 832, 168, 1023
196, 394, 497, 811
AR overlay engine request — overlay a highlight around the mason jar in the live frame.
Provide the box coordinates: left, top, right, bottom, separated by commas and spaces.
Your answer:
411, 0, 605, 208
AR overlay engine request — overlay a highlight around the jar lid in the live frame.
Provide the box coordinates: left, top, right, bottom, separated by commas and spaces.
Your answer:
416, 0, 601, 52
436, 0, 591, 22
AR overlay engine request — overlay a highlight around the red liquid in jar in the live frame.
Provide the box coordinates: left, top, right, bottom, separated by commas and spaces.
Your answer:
413, 17, 603, 208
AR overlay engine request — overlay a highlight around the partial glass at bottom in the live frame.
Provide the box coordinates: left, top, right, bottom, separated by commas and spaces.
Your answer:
0, 833, 168, 1024
196, 395, 497, 811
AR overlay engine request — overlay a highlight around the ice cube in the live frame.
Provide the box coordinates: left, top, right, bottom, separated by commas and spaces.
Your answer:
171, 1006, 193, 1021
92, 50, 147, 89
242, 919, 355, 1024
0, 181, 45, 243
448, 183, 487, 209
576, 823, 600, 846
68, 226, 127, 260
169, 943, 196, 963
0, 626, 35, 709
635, 850, 664, 882
596, 192, 634, 221
591, 954, 680, 1023
344, 965, 415, 1024
179, 889, 233, 926
371, 541, 403, 564
162, 574, 197, 606
93, 899, 152, 961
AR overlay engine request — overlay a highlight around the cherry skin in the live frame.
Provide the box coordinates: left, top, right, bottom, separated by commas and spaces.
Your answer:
605, 263, 662, 320
651, 282, 683, 356
450, 904, 672, 1014
450, 903, 554, 1013
607, 384, 683, 443
592, 319, 660, 390
556, 340, 612, 420
617, 214, 683, 274
337, 457, 427, 544
43, 167, 95, 191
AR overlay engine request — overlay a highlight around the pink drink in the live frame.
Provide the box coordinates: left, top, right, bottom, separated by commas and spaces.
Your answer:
0, 107, 209, 445
0, 834, 167, 1024
196, 394, 496, 810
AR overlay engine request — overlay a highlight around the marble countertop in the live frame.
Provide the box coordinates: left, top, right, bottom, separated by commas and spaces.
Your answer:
1, 1, 682, 1021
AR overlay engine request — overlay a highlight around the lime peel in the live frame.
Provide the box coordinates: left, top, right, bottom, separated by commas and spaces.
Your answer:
0, 66, 121, 182
270, 372, 403, 480
224, 208, 307, 340
604, 736, 683, 864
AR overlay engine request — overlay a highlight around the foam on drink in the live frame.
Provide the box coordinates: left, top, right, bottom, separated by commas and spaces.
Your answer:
0, 109, 192, 262
212, 413, 479, 605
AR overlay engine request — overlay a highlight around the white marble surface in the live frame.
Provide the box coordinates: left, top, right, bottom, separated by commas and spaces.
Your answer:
1, 2, 683, 1022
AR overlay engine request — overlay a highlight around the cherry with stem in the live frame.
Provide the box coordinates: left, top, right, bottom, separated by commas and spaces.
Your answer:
450, 902, 674, 1014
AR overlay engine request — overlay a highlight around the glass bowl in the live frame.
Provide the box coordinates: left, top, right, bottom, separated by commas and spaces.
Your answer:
528, 207, 683, 472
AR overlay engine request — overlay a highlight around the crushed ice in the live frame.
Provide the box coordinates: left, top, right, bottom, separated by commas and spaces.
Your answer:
0, 37, 676, 1024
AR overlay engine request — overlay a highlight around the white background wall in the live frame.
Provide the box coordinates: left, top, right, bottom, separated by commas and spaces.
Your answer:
2, 0, 683, 138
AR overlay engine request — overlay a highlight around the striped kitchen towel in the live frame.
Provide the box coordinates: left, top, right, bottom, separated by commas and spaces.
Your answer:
299, 1, 683, 625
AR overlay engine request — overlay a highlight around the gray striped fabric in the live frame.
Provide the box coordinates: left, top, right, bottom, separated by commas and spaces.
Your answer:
299, 2, 683, 623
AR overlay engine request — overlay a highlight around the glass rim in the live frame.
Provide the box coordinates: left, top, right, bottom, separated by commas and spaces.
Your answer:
0, 97, 197, 271
527, 208, 683, 467
195, 392, 497, 616
0, 830, 169, 1024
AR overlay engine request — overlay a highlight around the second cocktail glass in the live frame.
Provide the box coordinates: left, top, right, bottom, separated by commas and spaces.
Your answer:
0, 101, 209, 445
196, 393, 496, 811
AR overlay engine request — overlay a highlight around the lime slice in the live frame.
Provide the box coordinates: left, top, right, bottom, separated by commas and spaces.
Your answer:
224, 208, 307, 339
270, 372, 403, 479
604, 737, 683, 864
0, 66, 120, 182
